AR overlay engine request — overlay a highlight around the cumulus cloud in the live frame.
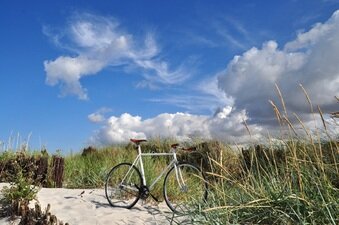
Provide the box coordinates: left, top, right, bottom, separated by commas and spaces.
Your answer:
88, 113, 105, 123
89, 107, 263, 145
44, 13, 191, 99
218, 10, 339, 125
87, 107, 112, 123
88, 107, 112, 123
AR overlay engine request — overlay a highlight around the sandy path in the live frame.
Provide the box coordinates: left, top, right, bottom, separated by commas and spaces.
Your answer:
0, 183, 184, 225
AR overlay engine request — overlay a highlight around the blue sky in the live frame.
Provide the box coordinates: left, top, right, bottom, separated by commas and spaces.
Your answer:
1, 0, 338, 152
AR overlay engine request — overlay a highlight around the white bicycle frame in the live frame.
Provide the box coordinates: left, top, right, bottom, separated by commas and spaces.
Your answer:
122, 144, 185, 191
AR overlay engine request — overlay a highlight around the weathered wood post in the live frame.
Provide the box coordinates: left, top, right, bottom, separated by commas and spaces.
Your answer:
51, 156, 64, 188
35, 156, 49, 187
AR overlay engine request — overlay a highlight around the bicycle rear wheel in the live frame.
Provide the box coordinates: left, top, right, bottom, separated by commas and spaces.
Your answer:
105, 162, 142, 209
163, 163, 208, 213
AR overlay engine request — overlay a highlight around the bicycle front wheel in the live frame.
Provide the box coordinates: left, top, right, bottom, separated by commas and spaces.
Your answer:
163, 163, 208, 213
105, 163, 142, 209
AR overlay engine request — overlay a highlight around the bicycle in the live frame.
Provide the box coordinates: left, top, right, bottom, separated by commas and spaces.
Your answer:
105, 139, 208, 213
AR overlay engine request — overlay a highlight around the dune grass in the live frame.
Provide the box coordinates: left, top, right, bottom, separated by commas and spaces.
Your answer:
63, 146, 132, 188
63, 139, 212, 201
179, 92, 339, 224
63, 141, 173, 190
189, 140, 338, 225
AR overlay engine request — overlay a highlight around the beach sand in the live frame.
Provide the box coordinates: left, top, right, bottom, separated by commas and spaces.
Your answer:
0, 183, 182, 225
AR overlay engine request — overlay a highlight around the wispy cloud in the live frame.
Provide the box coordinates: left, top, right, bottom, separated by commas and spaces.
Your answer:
135, 60, 190, 86
178, 14, 253, 50
216, 29, 247, 49
150, 94, 224, 113
223, 17, 250, 37
43, 13, 192, 99
179, 31, 219, 48
149, 76, 233, 114
211, 15, 254, 50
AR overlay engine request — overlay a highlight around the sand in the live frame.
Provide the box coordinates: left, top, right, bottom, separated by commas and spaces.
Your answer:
0, 183, 183, 225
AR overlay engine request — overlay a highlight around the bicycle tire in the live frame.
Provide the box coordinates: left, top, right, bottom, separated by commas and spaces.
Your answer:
105, 162, 142, 209
163, 163, 208, 213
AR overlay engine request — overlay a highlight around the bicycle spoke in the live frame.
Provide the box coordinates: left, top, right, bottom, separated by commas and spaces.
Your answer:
105, 163, 142, 209
163, 163, 208, 213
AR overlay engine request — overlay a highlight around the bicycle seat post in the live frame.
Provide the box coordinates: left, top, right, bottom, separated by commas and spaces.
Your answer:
137, 143, 142, 155
170, 143, 179, 163
130, 139, 147, 186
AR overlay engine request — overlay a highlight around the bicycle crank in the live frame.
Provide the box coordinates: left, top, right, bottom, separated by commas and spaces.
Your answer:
136, 185, 160, 202
138, 185, 150, 200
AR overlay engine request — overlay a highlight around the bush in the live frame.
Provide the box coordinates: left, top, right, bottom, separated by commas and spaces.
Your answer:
19, 203, 69, 225
0, 150, 49, 187
0, 170, 39, 217
81, 146, 97, 157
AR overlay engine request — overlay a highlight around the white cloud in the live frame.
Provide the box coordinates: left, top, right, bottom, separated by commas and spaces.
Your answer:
88, 113, 105, 123
89, 107, 263, 145
44, 13, 191, 99
212, 15, 254, 50
88, 107, 112, 123
284, 11, 339, 51
44, 56, 105, 99
218, 10, 339, 125
149, 75, 233, 114
135, 60, 189, 85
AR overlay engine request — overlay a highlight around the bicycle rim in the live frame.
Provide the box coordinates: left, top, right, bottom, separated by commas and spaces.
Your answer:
105, 163, 142, 208
163, 163, 208, 213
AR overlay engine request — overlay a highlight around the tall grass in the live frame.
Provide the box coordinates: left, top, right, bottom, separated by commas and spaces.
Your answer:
183, 88, 338, 224
64, 146, 134, 188
194, 141, 338, 224
63, 140, 179, 193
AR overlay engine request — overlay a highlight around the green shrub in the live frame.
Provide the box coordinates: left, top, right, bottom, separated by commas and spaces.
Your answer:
1, 170, 39, 217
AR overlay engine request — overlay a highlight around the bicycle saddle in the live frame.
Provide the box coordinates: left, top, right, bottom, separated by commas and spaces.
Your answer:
130, 139, 147, 144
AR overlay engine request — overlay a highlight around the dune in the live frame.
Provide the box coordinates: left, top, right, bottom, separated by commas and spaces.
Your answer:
0, 183, 181, 225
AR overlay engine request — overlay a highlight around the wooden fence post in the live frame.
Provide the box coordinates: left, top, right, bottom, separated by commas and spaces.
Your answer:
51, 156, 64, 188
35, 156, 49, 187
